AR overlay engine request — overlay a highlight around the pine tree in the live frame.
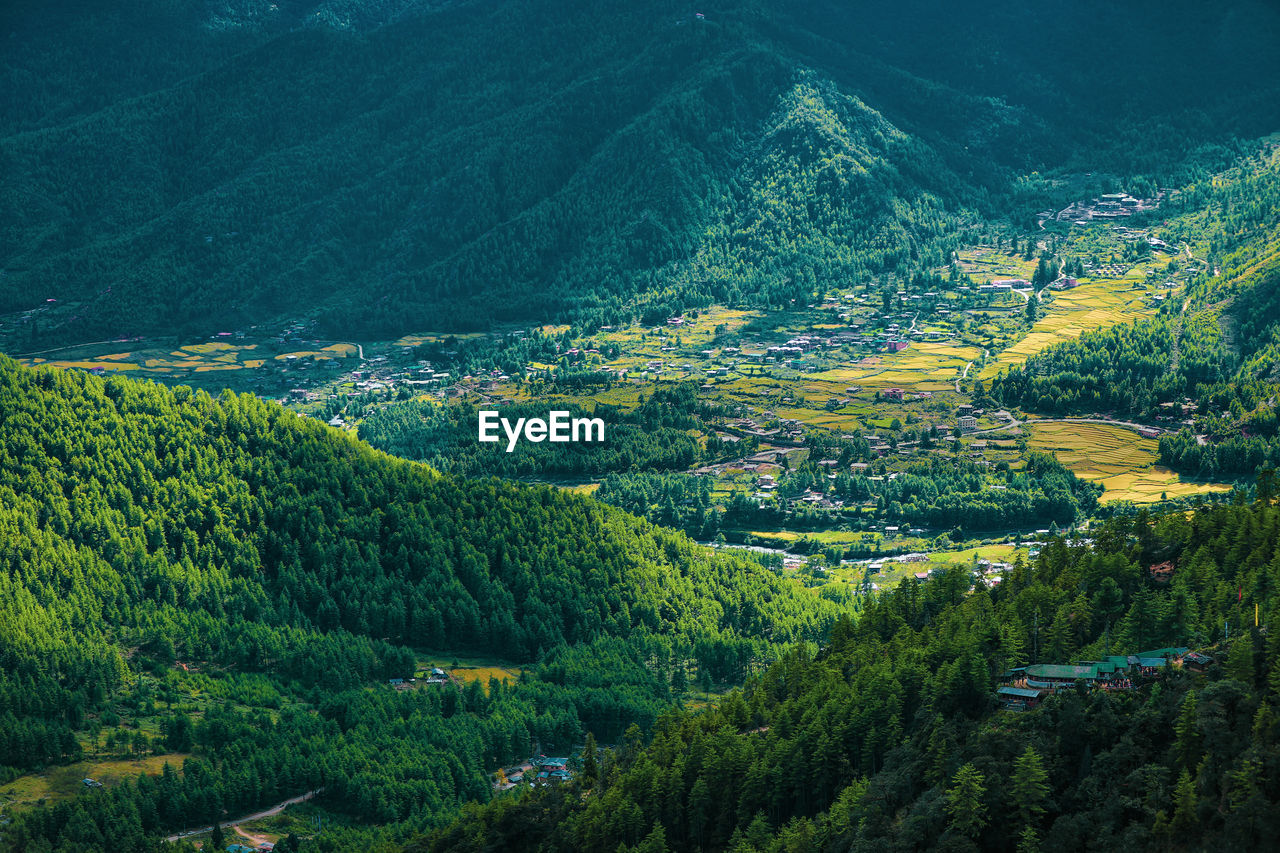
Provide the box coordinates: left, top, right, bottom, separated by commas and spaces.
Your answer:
1175, 690, 1202, 770
1170, 768, 1198, 834
926, 718, 954, 785
581, 731, 598, 785
945, 763, 988, 839
1227, 635, 1256, 685
1010, 746, 1050, 830
671, 663, 687, 696
634, 823, 670, 853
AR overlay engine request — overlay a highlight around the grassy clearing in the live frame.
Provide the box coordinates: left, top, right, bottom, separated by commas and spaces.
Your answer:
745, 529, 877, 545
393, 332, 486, 347
923, 543, 1024, 564
0, 754, 191, 811
239, 801, 332, 842
449, 666, 523, 692
1025, 421, 1232, 503
418, 654, 525, 694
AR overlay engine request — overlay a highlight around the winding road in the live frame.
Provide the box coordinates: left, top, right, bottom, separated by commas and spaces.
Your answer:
164, 789, 322, 843
956, 349, 988, 393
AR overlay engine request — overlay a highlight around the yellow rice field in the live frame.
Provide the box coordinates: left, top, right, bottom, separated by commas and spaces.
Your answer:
447, 666, 523, 694
1026, 421, 1232, 503
37, 360, 139, 371
979, 278, 1161, 379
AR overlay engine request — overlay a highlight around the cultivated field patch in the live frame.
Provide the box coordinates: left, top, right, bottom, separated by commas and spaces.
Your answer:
1026, 421, 1232, 503
979, 278, 1162, 379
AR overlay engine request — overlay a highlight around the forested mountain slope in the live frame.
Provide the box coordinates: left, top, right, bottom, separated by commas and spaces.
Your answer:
0, 356, 836, 848
4, 0, 1278, 344
424, 494, 1280, 853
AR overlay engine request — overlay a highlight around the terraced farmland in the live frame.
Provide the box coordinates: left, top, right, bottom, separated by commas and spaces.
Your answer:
1025, 421, 1232, 503
979, 277, 1163, 379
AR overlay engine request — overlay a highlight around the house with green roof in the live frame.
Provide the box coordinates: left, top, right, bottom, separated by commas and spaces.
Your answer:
1010, 647, 1189, 697
996, 685, 1043, 711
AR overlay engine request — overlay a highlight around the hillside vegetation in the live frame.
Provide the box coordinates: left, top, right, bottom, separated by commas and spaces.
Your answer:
0, 357, 837, 849
4, 0, 1278, 344
994, 143, 1280, 479
424, 494, 1280, 853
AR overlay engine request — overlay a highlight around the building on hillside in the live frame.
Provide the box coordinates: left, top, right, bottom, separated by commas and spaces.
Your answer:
1183, 652, 1213, 672
997, 686, 1043, 712
958, 415, 979, 432
1016, 648, 1190, 695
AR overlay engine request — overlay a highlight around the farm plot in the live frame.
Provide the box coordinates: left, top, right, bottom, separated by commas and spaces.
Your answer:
1026, 421, 1231, 503
31, 358, 140, 372
808, 342, 981, 392
274, 343, 358, 361
393, 332, 486, 348
979, 278, 1160, 379
448, 666, 523, 693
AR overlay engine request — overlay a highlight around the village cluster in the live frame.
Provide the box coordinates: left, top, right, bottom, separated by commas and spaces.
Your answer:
493, 755, 578, 791
1048, 190, 1172, 225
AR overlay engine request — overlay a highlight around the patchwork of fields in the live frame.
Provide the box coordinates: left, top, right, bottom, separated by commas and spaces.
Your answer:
23, 340, 359, 384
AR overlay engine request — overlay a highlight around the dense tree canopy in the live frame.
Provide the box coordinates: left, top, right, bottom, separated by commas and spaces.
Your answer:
4, 0, 1277, 345
0, 357, 838, 849
425, 491, 1280, 853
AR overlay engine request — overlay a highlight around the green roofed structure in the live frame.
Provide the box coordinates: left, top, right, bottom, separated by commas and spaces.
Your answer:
997, 685, 1044, 711
1020, 648, 1189, 692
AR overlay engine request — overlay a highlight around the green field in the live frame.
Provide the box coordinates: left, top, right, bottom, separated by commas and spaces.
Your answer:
0, 754, 191, 812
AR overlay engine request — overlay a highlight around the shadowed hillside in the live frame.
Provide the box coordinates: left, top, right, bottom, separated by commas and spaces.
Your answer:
3, 0, 1277, 344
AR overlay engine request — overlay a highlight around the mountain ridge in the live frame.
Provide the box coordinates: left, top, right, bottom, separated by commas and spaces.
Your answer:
6, 0, 1275, 346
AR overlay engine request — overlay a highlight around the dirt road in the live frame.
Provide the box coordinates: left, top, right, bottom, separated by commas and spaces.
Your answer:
164, 789, 321, 843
